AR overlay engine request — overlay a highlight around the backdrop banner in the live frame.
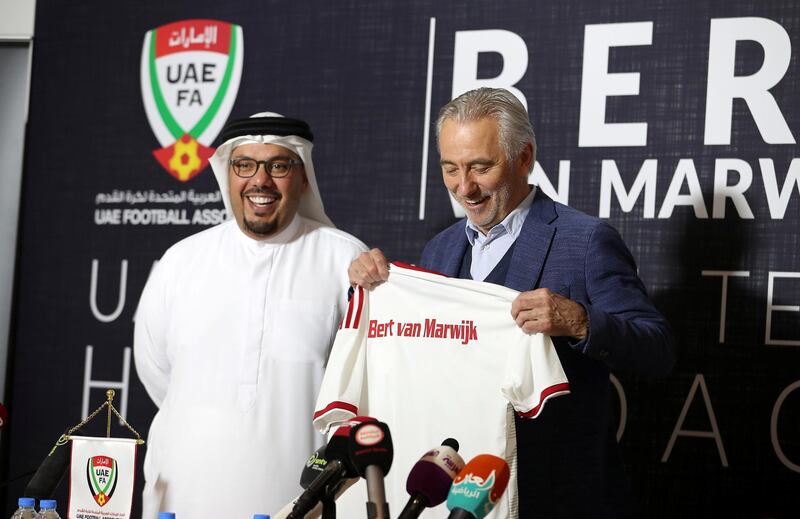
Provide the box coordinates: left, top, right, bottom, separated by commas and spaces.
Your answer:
5, 1, 798, 517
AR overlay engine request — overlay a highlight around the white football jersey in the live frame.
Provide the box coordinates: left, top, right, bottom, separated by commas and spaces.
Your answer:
313, 262, 570, 519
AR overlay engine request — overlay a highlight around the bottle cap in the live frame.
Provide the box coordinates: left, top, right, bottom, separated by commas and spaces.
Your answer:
253, 515, 270, 519
40, 499, 57, 509
18, 497, 35, 507
158, 513, 176, 519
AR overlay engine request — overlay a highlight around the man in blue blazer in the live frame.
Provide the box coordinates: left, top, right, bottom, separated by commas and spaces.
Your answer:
349, 87, 675, 517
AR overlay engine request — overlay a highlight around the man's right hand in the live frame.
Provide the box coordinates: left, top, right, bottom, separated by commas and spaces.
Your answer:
348, 248, 390, 290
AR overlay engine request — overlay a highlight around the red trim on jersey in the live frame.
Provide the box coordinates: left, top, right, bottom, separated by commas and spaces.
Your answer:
352, 287, 365, 328
516, 382, 571, 419
344, 289, 356, 328
313, 401, 359, 420
342, 287, 364, 329
391, 261, 448, 277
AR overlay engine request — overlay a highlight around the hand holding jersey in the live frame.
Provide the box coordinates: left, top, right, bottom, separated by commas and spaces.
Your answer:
348, 247, 391, 290
348, 249, 589, 341
510, 288, 588, 339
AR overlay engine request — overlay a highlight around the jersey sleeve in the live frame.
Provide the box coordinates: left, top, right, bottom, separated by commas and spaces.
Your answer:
313, 286, 369, 433
501, 331, 571, 419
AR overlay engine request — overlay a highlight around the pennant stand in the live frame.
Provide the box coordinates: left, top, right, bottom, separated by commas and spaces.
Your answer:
65, 389, 144, 445
63, 390, 144, 519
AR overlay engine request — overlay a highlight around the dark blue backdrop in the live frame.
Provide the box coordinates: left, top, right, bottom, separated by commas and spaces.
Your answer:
4, 1, 799, 517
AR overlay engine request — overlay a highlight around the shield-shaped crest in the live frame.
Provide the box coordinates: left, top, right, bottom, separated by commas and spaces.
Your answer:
140, 19, 244, 181
86, 455, 118, 507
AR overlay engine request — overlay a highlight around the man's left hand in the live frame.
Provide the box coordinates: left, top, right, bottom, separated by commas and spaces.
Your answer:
511, 288, 588, 339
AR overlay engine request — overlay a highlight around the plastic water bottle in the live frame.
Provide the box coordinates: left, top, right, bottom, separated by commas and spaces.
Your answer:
10, 497, 39, 519
157, 514, 176, 519
37, 500, 60, 519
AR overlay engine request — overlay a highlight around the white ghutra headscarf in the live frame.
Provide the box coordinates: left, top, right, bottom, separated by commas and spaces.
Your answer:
209, 112, 333, 227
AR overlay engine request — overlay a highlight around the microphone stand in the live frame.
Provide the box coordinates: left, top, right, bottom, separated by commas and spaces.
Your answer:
364, 465, 389, 519
320, 495, 336, 519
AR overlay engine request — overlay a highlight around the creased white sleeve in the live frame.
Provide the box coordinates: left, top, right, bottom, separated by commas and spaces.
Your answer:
501, 331, 571, 419
133, 259, 172, 407
313, 286, 369, 433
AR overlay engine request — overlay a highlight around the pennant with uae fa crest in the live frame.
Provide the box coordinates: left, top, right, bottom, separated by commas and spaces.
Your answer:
68, 436, 138, 519
87, 455, 117, 506
141, 19, 243, 182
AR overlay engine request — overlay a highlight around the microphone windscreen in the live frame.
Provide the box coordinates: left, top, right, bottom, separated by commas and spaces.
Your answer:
406, 444, 465, 507
326, 415, 378, 466
300, 446, 329, 489
348, 420, 393, 475
446, 454, 510, 519
350, 415, 379, 423
441, 438, 459, 451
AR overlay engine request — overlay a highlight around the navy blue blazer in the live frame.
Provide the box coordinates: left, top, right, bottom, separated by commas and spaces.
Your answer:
420, 190, 675, 518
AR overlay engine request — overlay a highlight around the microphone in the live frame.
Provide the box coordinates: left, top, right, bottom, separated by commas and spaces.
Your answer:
24, 429, 82, 499
287, 417, 376, 519
446, 454, 510, 519
299, 444, 354, 519
300, 445, 331, 489
398, 438, 465, 519
272, 479, 359, 519
348, 420, 393, 519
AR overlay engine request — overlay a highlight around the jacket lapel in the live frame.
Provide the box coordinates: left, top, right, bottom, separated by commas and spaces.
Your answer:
439, 226, 469, 277
504, 190, 558, 292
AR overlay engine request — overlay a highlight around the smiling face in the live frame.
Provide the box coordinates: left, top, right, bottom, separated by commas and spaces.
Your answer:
438, 117, 532, 235
228, 143, 308, 239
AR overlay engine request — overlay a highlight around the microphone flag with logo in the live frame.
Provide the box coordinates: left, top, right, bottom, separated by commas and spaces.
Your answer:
348, 420, 393, 519
298, 444, 356, 519
446, 454, 510, 519
300, 445, 330, 490
398, 438, 465, 519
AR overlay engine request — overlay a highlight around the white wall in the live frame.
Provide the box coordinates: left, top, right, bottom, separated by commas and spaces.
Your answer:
0, 0, 35, 403
0, 0, 36, 40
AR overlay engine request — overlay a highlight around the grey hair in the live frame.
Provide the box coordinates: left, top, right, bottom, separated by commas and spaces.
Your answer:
435, 87, 536, 164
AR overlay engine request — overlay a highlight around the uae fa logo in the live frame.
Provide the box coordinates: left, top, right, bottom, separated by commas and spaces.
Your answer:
86, 455, 118, 507
140, 19, 243, 181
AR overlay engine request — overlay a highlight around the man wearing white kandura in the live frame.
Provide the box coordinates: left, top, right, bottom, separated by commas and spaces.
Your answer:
134, 112, 367, 518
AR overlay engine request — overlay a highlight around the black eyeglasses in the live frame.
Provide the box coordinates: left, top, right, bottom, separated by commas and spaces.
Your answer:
228, 158, 303, 178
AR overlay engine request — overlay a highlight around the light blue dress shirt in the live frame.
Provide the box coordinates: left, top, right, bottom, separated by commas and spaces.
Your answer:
465, 186, 537, 281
